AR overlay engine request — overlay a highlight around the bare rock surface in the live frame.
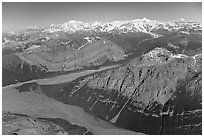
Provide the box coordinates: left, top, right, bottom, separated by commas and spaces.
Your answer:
21, 48, 201, 134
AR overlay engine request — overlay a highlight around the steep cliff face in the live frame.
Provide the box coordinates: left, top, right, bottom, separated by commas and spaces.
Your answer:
15, 48, 201, 134
57, 48, 201, 134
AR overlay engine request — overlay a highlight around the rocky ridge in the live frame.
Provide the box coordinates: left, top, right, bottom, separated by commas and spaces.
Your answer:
14, 47, 202, 134
57, 47, 202, 134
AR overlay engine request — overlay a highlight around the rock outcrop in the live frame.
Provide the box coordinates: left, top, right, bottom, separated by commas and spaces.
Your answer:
65, 49, 201, 134
15, 47, 201, 134
2, 112, 93, 135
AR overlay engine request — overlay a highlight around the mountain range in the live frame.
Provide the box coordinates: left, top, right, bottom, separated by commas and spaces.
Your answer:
2, 18, 202, 135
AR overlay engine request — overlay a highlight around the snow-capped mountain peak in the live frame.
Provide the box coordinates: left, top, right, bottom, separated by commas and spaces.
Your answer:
46, 18, 201, 34
68, 20, 83, 24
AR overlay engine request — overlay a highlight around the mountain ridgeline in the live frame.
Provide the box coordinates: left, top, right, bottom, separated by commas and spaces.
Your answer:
15, 48, 202, 134
2, 18, 202, 135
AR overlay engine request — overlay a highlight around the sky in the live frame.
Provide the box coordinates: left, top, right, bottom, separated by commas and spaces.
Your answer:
2, 2, 202, 31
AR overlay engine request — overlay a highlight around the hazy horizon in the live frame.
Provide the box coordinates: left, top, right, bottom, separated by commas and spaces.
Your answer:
2, 2, 202, 31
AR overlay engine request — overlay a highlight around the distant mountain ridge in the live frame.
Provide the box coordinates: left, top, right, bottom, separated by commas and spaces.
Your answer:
4, 18, 201, 35
2, 18, 202, 86
46, 18, 201, 34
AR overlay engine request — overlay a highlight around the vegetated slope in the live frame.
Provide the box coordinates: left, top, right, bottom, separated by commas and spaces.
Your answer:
16, 47, 201, 134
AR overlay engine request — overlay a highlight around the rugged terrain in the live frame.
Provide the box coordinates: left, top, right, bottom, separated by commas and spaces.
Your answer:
9, 47, 201, 134
2, 18, 202, 135
3, 112, 93, 135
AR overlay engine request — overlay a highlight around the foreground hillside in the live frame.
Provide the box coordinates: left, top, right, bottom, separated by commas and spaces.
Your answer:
2, 83, 143, 135
3, 112, 93, 135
